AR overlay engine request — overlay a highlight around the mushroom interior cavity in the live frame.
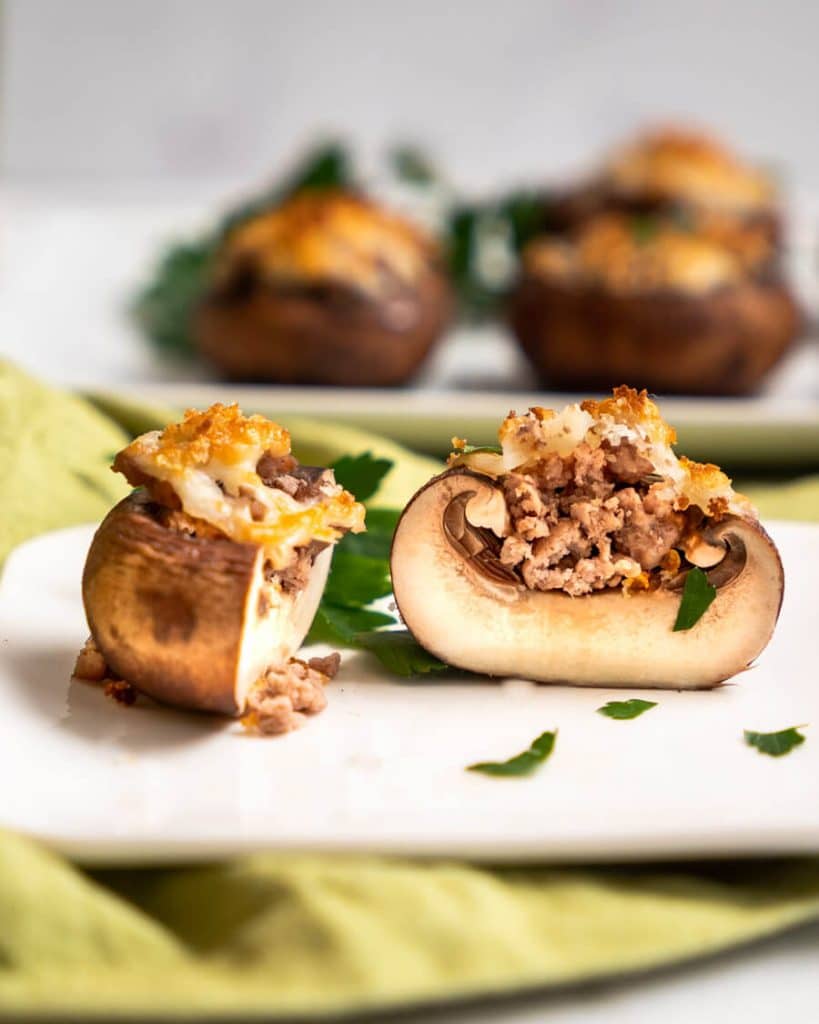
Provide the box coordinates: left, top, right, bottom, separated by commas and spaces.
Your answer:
443, 474, 747, 597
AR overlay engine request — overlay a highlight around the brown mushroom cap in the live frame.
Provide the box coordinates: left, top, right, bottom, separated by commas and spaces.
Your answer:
391, 469, 784, 689
195, 270, 452, 386
509, 273, 800, 396
82, 491, 331, 714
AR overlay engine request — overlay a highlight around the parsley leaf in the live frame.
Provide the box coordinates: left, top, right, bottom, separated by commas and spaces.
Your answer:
338, 508, 401, 559
354, 630, 448, 676
673, 568, 717, 631
456, 444, 502, 456
331, 452, 393, 503
744, 726, 807, 758
467, 730, 557, 777
307, 605, 395, 646
390, 144, 439, 186
597, 699, 657, 720
323, 552, 392, 608
305, 453, 451, 678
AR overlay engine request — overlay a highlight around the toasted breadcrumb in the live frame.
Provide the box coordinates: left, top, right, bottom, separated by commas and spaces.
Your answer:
112, 403, 365, 570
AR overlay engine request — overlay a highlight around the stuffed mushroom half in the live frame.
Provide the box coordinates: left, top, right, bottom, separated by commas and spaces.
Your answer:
391, 388, 783, 688
509, 213, 799, 394
79, 404, 364, 732
194, 190, 453, 386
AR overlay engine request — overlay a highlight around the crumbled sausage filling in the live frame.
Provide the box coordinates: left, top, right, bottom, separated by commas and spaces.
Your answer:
498, 440, 691, 597
73, 636, 139, 705
242, 653, 341, 735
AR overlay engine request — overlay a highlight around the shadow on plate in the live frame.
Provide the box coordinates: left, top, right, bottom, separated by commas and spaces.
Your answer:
5, 643, 227, 754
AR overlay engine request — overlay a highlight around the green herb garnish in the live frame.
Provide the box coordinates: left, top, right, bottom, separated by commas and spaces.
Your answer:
672, 568, 717, 631
597, 699, 657, 720
354, 630, 448, 677
305, 453, 449, 682
308, 605, 395, 646
323, 552, 392, 609
389, 144, 439, 187
467, 730, 557, 777
744, 726, 807, 758
630, 214, 659, 244
331, 452, 393, 503
455, 444, 502, 456
339, 508, 401, 560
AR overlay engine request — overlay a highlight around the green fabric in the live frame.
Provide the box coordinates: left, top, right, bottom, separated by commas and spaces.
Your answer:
1, 360, 818, 1020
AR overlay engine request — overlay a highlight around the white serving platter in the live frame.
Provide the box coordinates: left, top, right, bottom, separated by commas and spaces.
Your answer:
0, 521, 817, 866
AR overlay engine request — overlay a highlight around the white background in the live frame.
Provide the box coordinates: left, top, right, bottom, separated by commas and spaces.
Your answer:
4, 0, 819, 194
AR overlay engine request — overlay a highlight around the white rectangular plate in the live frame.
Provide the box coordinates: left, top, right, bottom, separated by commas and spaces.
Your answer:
1, 522, 817, 865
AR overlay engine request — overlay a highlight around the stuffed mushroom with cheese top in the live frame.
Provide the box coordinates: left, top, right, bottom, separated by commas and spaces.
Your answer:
194, 191, 453, 386
391, 388, 783, 688
549, 126, 782, 243
78, 404, 365, 732
509, 213, 799, 394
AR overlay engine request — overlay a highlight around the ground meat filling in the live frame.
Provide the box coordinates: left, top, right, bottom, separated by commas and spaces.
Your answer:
498, 440, 686, 597
255, 453, 332, 503
242, 653, 341, 735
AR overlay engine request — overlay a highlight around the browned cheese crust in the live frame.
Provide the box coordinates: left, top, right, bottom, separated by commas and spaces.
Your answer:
194, 191, 453, 386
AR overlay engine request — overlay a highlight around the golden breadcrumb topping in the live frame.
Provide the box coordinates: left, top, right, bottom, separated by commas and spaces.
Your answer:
580, 385, 677, 447
523, 213, 769, 294
217, 190, 437, 296
450, 386, 753, 519
114, 403, 365, 569
603, 126, 775, 212
138, 403, 291, 471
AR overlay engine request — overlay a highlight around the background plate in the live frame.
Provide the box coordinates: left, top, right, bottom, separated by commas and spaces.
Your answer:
1, 521, 817, 866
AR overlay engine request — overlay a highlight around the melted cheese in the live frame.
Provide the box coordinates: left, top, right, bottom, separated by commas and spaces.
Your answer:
603, 126, 775, 212
115, 404, 365, 568
217, 191, 436, 296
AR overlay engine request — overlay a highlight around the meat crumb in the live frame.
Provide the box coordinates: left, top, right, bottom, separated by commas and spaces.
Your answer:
241, 655, 339, 735
72, 636, 108, 682
104, 680, 138, 706
74, 637, 139, 707
499, 440, 686, 596
306, 652, 341, 678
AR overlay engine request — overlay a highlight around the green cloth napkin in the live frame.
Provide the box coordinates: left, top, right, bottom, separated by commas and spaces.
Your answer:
1, 360, 818, 1021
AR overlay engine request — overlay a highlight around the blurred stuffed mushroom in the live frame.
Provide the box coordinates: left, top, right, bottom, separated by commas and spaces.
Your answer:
509, 212, 800, 395
194, 190, 453, 386
549, 126, 783, 244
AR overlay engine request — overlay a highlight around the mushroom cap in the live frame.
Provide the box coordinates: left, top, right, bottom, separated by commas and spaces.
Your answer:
509, 273, 800, 396
82, 491, 331, 714
194, 269, 452, 386
391, 469, 784, 689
